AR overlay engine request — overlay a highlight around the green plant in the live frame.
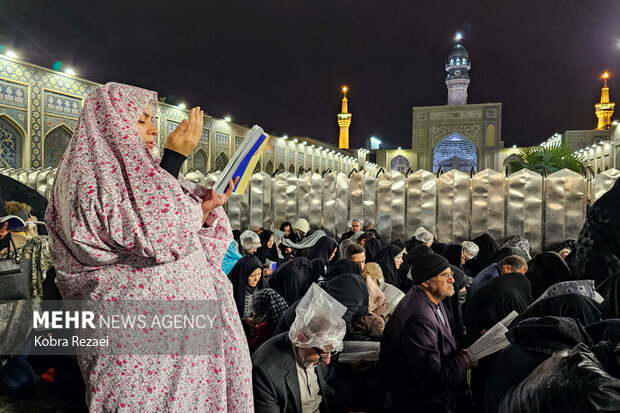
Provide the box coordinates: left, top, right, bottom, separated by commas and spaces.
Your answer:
508, 142, 585, 174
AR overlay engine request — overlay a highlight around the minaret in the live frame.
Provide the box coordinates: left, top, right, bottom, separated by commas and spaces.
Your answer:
595, 72, 615, 130
337, 86, 352, 149
445, 37, 471, 106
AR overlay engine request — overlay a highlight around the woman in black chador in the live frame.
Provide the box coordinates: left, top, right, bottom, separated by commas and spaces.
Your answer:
572, 178, 620, 285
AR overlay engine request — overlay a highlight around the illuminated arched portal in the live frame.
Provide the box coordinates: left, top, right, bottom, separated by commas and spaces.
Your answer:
432, 133, 478, 172
390, 155, 409, 174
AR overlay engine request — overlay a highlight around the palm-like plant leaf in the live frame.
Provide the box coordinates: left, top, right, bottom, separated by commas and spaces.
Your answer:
508, 142, 585, 174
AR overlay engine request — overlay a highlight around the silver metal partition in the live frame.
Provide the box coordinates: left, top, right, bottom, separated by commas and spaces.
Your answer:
543, 169, 586, 249
3, 167, 618, 251
506, 169, 544, 253
471, 169, 506, 242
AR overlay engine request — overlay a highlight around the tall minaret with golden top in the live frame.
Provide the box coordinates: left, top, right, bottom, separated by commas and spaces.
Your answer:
595, 72, 615, 130
338, 86, 352, 149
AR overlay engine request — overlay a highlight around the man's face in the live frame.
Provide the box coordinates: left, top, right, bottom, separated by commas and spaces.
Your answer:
351, 221, 361, 232
350, 252, 366, 271
295, 346, 332, 367
424, 267, 455, 301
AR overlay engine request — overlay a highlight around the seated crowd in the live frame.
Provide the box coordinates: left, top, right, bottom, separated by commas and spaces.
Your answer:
225, 217, 620, 412
2, 202, 620, 412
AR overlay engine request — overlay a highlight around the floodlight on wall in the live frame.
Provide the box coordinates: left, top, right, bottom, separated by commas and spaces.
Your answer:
224, 116, 231, 122
283, 135, 288, 139
5, 50, 18, 58
293, 138, 298, 143
64, 67, 76, 76
178, 103, 187, 109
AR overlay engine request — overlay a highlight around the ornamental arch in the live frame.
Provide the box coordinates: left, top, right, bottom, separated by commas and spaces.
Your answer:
44, 124, 73, 168
432, 133, 478, 172
0, 114, 25, 168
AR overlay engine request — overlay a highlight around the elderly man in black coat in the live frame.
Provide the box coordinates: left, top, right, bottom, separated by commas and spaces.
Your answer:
381, 245, 475, 413
252, 284, 345, 413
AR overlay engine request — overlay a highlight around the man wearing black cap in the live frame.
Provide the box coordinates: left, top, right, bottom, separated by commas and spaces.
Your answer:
380, 245, 475, 412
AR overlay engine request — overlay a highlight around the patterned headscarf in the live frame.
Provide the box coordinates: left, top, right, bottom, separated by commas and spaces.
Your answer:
252, 288, 289, 324
46, 82, 208, 274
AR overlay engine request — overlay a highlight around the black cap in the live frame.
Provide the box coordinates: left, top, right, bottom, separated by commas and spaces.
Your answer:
406, 245, 450, 284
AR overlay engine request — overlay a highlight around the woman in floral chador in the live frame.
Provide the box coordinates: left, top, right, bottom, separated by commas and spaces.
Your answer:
45, 83, 252, 411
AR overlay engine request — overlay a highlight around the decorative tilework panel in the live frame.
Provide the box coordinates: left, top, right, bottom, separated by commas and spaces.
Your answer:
0, 116, 23, 167
0, 107, 27, 130
44, 114, 77, 135
322, 158, 326, 169
167, 120, 180, 136
44, 126, 72, 167
328, 159, 332, 169
202, 128, 210, 144
216, 132, 230, 147
0, 79, 27, 108
277, 147, 285, 160
297, 152, 304, 163
44, 90, 81, 117
235, 136, 243, 151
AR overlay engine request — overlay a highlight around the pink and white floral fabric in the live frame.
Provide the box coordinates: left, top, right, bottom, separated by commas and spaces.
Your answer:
45, 83, 253, 411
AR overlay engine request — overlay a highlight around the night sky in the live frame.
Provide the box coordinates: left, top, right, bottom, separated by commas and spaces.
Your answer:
2, 0, 619, 148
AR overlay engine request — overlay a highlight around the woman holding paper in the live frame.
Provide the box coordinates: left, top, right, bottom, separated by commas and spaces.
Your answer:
46, 83, 251, 411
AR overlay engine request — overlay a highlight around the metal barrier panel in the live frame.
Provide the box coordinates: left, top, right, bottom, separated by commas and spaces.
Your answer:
309, 173, 323, 230
205, 171, 221, 189
26, 169, 41, 190
184, 170, 206, 186
240, 184, 250, 230
322, 172, 337, 235
335, 172, 350, 236
406, 170, 437, 240
437, 170, 471, 243
9, 169, 22, 181
227, 192, 242, 230
544, 169, 586, 249
506, 169, 543, 254
272, 172, 288, 229
36, 168, 52, 197
45, 170, 57, 199
286, 173, 298, 223
249, 172, 270, 229
471, 169, 506, 241
362, 171, 376, 228
297, 171, 312, 221
349, 171, 364, 224
593, 168, 620, 202
376, 172, 392, 240
17, 170, 28, 185
389, 170, 406, 242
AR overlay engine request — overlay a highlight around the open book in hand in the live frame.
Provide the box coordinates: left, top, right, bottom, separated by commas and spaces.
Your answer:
379, 282, 405, 318
464, 310, 519, 363
0, 215, 45, 231
213, 125, 270, 196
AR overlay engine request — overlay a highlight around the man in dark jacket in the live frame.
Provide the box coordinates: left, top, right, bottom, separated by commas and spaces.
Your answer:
381, 245, 475, 412
252, 284, 345, 412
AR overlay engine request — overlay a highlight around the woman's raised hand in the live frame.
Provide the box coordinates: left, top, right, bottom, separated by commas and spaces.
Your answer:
165, 107, 204, 156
